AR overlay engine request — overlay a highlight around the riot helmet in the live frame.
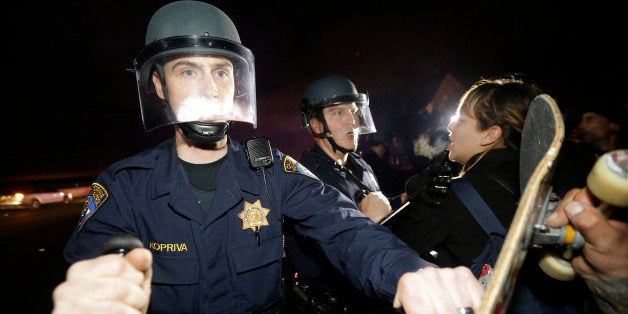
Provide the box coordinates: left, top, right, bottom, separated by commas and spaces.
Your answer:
133, 0, 256, 143
299, 76, 376, 134
299, 76, 376, 153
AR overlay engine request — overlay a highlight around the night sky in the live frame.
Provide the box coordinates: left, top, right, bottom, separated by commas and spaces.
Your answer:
3, 0, 626, 183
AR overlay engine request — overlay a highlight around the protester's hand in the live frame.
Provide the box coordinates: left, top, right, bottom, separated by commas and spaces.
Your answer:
546, 187, 628, 313
405, 150, 453, 207
52, 248, 153, 314
394, 266, 483, 314
358, 191, 392, 223
546, 188, 628, 278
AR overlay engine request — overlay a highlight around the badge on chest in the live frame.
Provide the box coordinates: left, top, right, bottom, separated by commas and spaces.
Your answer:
238, 200, 270, 232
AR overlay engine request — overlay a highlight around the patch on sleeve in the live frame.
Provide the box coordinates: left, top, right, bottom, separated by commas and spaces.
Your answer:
77, 183, 109, 232
283, 155, 319, 180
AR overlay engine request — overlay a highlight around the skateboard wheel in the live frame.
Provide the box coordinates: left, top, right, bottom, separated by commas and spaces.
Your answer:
587, 149, 628, 207
538, 252, 576, 281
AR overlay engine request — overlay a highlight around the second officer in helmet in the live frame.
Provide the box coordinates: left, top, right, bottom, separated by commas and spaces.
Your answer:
283, 76, 408, 313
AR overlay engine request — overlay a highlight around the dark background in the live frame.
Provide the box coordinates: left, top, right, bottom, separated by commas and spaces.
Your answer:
3, 0, 626, 183
1, 1, 626, 313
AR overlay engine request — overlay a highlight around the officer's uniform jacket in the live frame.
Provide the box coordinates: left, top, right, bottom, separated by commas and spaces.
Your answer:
299, 145, 403, 209
64, 137, 429, 313
282, 145, 406, 312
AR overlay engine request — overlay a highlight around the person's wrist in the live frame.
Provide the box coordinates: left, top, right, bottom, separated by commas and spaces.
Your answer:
583, 276, 628, 313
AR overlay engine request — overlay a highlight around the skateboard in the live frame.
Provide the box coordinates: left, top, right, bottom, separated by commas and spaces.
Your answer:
479, 94, 565, 313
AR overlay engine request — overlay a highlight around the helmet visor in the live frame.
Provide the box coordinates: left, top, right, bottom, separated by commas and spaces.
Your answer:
134, 36, 256, 131
356, 101, 376, 135
309, 94, 376, 135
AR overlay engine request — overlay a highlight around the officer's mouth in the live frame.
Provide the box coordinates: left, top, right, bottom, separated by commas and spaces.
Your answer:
344, 131, 358, 138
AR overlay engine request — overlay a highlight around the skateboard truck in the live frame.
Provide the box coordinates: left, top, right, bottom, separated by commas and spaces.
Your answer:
534, 149, 628, 281
529, 187, 585, 251
525, 186, 585, 281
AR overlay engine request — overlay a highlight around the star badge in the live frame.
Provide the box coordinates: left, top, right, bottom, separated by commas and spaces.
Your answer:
238, 200, 270, 232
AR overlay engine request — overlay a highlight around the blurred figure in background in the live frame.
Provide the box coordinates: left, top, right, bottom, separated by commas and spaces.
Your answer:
360, 130, 412, 196
410, 101, 455, 172
553, 102, 627, 197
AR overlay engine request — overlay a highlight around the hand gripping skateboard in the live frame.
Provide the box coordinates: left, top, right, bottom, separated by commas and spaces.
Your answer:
480, 95, 628, 313
479, 94, 565, 313
537, 149, 628, 281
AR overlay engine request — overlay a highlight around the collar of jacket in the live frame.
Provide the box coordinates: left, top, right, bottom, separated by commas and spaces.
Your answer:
148, 137, 263, 200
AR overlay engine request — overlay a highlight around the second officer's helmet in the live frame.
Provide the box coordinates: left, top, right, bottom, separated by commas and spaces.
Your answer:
133, 0, 256, 142
299, 75, 376, 135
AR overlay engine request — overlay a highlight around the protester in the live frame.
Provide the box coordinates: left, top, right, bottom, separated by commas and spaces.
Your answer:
386, 74, 542, 275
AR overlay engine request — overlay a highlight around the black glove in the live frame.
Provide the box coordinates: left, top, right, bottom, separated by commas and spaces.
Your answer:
405, 150, 453, 207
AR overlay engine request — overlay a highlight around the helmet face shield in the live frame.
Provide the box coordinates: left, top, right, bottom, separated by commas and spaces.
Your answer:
299, 75, 376, 135
134, 36, 257, 131
302, 93, 376, 135
354, 98, 376, 135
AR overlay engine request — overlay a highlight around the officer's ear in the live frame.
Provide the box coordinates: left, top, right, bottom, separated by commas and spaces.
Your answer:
301, 113, 309, 128
152, 71, 165, 100
310, 117, 325, 134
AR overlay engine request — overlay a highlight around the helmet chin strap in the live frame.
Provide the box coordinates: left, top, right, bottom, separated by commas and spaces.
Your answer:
179, 121, 231, 144
327, 136, 355, 154
312, 115, 355, 154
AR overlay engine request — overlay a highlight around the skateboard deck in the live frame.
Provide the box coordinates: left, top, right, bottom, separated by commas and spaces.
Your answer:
479, 94, 564, 313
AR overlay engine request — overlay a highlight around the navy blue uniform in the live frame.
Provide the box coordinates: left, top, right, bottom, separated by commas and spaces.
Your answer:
64, 137, 430, 313
284, 145, 404, 313
299, 145, 403, 209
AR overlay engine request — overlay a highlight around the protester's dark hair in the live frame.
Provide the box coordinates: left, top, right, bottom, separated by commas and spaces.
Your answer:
457, 74, 544, 151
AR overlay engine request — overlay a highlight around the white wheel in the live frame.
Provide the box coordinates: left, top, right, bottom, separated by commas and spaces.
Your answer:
538, 252, 576, 281
587, 149, 628, 207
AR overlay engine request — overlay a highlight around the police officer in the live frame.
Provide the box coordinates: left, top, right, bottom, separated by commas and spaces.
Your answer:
298, 76, 408, 219
284, 76, 409, 313
52, 1, 483, 313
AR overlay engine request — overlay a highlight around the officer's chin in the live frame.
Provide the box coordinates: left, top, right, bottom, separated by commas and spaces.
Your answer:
341, 143, 358, 153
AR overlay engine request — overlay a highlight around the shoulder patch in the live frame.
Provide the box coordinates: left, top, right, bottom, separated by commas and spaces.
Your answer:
78, 183, 109, 232
283, 155, 319, 180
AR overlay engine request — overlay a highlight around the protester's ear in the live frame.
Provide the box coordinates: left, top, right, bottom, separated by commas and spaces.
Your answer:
481, 125, 502, 146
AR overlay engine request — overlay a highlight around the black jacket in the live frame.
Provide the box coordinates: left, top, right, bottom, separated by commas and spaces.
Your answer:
387, 148, 593, 313
386, 148, 519, 267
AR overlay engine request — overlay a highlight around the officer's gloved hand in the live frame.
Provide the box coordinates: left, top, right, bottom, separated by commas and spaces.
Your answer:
405, 150, 453, 207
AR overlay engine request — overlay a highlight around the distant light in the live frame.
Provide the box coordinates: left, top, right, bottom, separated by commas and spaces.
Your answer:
450, 112, 460, 124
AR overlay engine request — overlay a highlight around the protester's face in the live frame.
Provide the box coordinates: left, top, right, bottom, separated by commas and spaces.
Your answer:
446, 109, 487, 164
321, 103, 360, 150
576, 112, 614, 144
153, 55, 236, 123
